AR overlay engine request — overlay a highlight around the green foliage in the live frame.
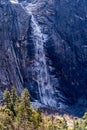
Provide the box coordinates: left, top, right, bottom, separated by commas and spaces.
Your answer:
1, 87, 87, 130
15, 88, 33, 130
3, 88, 11, 109
0, 122, 4, 130
21, 88, 30, 107
1, 87, 42, 130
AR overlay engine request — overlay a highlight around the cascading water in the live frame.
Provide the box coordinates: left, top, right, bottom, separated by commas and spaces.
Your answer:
30, 15, 56, 107
20, 2, 57, 107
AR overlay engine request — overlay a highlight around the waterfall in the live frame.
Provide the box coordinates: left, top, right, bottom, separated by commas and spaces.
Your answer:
30, 15, 56, 107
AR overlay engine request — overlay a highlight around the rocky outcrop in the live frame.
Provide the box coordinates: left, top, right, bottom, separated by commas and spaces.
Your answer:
0, 1, 30, 96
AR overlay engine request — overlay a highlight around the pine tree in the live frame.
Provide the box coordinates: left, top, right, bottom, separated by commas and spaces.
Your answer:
10, 86, 19, 116
15, 88, 32, 130
36, 108, 42, 125
10, 86, 18, 105
3, 108, 15, 130
31, 108, 42, 129
21, 88, 30, 108
3, 88, 11, 109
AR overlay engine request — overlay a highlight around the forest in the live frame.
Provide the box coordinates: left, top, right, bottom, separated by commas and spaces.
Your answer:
0, 87, 87, 130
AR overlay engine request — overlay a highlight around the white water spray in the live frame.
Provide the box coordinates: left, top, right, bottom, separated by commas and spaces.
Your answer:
30, 15, 56, 106
20, 2, 57, 107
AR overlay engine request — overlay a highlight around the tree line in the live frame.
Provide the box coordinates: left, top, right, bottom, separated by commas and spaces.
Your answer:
0, 87, 87, 130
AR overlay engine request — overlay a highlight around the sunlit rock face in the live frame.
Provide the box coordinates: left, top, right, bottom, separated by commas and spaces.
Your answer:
0, 0, 87, 116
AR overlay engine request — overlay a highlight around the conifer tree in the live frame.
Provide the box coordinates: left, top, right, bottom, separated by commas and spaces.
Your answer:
3, 88, 11, 109
3, 108, 15, 130
16, 88, 32, 130
10, 86, 18, 105
10, 86, 18, 116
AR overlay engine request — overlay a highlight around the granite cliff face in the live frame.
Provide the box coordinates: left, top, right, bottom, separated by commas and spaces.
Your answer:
0, 0, 87, 116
